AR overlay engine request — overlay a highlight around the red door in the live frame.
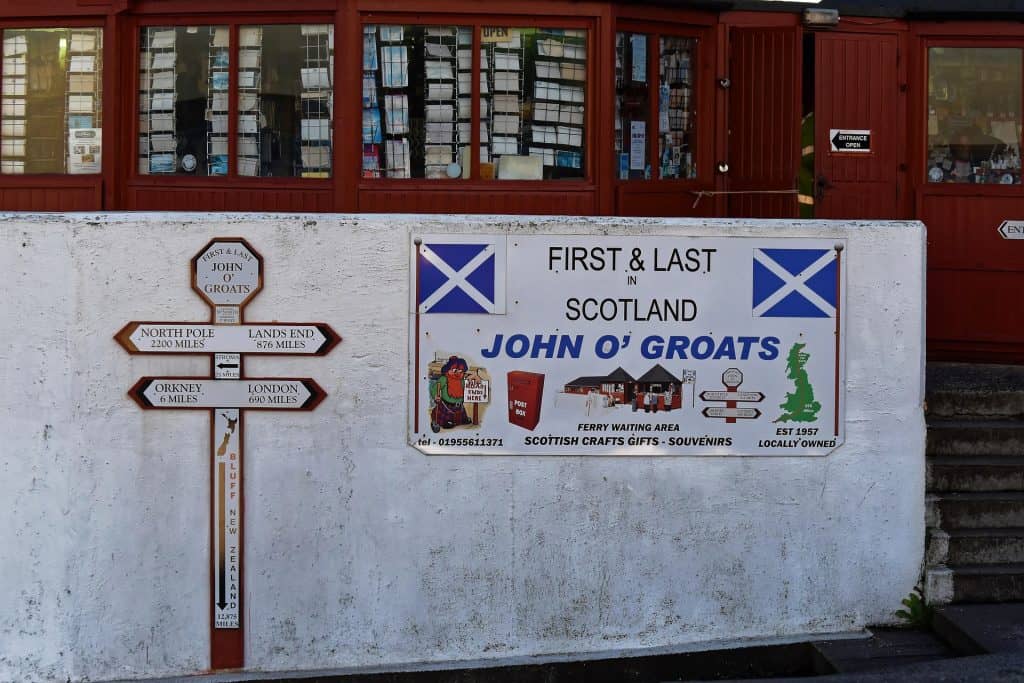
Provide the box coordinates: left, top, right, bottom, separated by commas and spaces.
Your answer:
814, 32, 903, 218
726, 26, 801, 218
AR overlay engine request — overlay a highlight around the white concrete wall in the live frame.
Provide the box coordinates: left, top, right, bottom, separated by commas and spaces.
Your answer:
0, 214, 926, 682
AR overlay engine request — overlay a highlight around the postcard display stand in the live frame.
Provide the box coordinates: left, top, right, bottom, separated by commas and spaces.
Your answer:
422, 27, 466, 179
362, 26, 405, 178
237, 28, 263, 177
658, 37, 696, 180
529, 30, 586, 177
206, 29, 230, 176
2, 32, 29, 174
66, 29, 103, 175
613, 33, 626, 166
482, 31, 525, 176
299, 25, 334, 178
140, 29, 180, 174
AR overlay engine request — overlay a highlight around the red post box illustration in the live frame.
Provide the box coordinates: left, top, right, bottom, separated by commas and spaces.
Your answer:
507, 371, 545, 431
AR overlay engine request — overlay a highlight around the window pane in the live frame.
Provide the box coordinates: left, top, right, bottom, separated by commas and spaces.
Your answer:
2, 28, 103, 174
658, 36, 696, 180
480, 27, 587, 180
615, 32, 649, 180
238, 25, 334, 178
362, 25, 470, 179
139, 26, 227, 176
927, 47, 1021, 185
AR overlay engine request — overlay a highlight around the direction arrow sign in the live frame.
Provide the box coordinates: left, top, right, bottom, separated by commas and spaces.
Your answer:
830, 129, 871, 153
128, 377, 326, 410
700, 390, 765, 402
998, 221, 1024, 240
115, 322, 342, 355
702, 406, 762, 420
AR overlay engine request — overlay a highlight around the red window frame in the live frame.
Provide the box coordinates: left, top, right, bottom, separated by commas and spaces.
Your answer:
613, 21, 703, 186
356, 12, 596, 187
0, 19, 106, 177
130, 13, 335, 187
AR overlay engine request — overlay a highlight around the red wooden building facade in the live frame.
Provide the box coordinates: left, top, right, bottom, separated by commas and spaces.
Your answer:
0, 0, 1021, 361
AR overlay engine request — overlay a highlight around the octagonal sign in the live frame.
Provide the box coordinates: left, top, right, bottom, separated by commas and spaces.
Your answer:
192, 238, 263, 322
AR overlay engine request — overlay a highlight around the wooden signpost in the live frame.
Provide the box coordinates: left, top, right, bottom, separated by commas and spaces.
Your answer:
115, 238, 340, 670
700, 368, 763, 423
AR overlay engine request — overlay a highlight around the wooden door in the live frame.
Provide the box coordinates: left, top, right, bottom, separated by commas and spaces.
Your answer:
726, 26, 801, 218
814, 32, 902, 218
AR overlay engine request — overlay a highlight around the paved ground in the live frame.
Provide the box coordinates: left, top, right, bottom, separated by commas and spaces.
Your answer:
739, 652, 1024, 683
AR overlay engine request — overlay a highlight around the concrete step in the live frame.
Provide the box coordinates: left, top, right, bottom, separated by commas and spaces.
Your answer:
929, 492, 1024, 529
928, 456, 1024, 492
928, 528, 1024, 566
926, 362, 1024, 419
933, 603, 1024, 654
811, 628, 955, 674
949, 565, 1024, 603
926, 419, 1024, 457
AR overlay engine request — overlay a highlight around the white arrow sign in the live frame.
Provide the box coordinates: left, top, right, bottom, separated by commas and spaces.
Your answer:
700, 391, 765, 402
130, 378, 324, 410
116, 322, 340, 355
998, 221, 1024, 240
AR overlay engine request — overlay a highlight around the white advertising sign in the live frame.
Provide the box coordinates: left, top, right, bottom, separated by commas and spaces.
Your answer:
409, 235, 846, 456
67, 128, 101, 174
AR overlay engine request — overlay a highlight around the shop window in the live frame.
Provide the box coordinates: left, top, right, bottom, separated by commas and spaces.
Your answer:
138, 26, 228, 176
138, 24, 333, 178
614, 31, 696, 181
927, 47, 1021, 185
238, 25, 333, 178
361, 24, 587, 181
1, 27, 103, 175
362, 25, 471, 179
480, 27, 586, 181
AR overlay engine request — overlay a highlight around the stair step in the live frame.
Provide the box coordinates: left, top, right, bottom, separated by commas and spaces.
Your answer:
933, 603, 1024, 654
948, 564, 1024, 603
926, 362, 1024, 419
927, 456, 1024, 492
929, 492, 1024, 529
936, 528, 1024, 565
812, 628, 955, 674
927, 419, 1024, 456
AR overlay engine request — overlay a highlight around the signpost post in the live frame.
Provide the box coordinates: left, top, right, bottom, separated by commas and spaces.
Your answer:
115, 238, 340, 671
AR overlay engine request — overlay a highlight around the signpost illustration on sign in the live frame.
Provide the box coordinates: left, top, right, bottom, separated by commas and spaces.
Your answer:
409, 234, 846, 456
115, 238, 340, 671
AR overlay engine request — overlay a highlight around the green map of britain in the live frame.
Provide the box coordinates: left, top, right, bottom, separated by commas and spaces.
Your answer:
775, 342, 821, 423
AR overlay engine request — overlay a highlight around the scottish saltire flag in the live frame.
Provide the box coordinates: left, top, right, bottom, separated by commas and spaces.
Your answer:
417, 240, 505, 314
752, 248, 837, 318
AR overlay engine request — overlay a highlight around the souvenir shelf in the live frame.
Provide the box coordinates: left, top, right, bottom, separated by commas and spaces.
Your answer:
299, 25, 334, 178
483, 29, 525, 175
1, 32, 27, 174
205, 28, 229, 176
237, 27, 263, 177
658, 37, 696, 179
142, 29, 177, 174
528, 29, 586, 177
